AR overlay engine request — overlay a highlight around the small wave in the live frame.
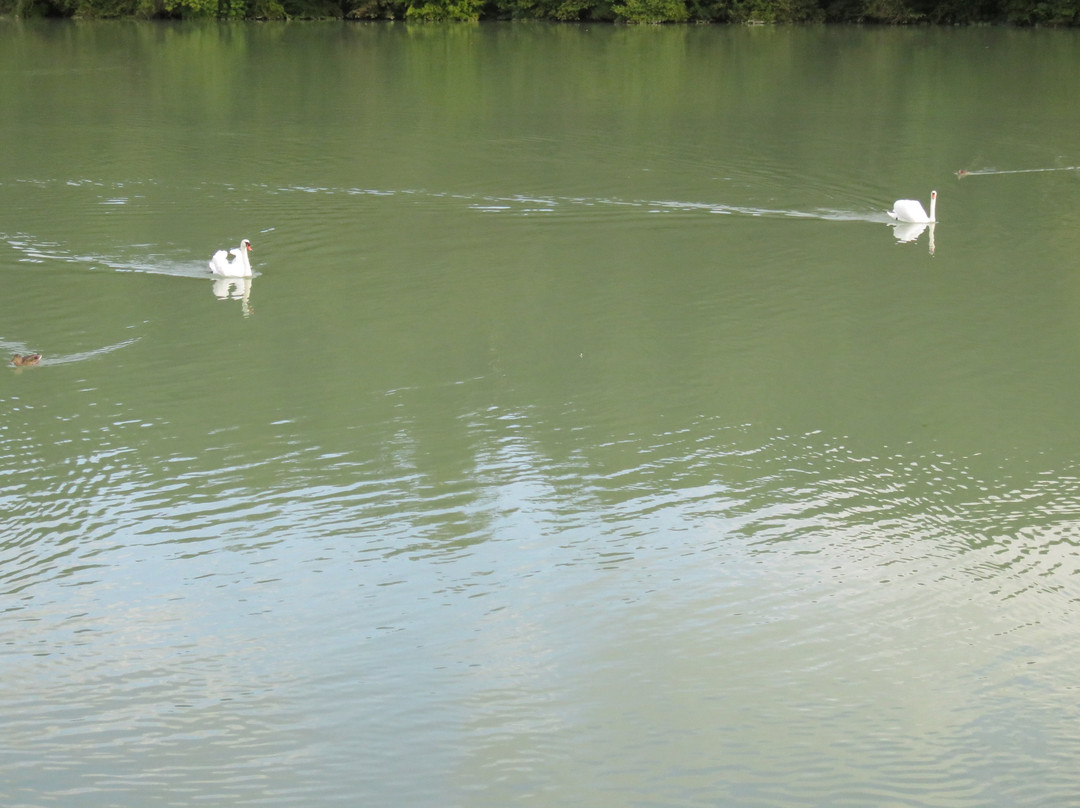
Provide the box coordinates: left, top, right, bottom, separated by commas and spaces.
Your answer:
1, 181, 890, 285
272, 183, 888, 225
0, 232, 240, 280
959, 165, 1080, 178
1, 335, 141, 368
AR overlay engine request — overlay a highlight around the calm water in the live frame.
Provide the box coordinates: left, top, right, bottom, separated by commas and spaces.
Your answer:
3, 19, 1080, 807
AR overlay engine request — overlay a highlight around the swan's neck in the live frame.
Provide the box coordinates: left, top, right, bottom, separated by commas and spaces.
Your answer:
928, 191, 937, 222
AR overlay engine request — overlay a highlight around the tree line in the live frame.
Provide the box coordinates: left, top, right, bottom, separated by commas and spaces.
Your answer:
4, 0, 1079, 27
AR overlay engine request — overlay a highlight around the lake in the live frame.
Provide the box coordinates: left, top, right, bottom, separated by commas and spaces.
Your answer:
3, 19, 1080, 807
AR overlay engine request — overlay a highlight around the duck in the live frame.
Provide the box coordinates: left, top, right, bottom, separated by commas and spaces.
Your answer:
11, 353, 41, 367
209, 238, 253, 277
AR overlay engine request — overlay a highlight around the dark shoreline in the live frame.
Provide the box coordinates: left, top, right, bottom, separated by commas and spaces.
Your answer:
3, 0, 1080, 25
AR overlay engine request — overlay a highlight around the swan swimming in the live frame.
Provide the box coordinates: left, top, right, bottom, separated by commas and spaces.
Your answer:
209, 239, 253, 277
888, 191, 936, 224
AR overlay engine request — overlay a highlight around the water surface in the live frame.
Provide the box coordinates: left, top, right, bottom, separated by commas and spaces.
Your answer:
2, 20, 1080, 807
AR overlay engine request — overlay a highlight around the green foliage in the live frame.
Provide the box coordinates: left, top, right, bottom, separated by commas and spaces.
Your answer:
281, 0, 339, 15
0, 0, 56, 15
612, 0, 688, 22
551, 0, 603, 18
162, 0, 223, 16
344, 0, 407, 17
683, 0, 730, 20
1001, 0, 1080, 23
494, 0, 598, 20
921, 0, 995, 23
249, 0, 286, 17
404, 0, 483, 19
6, 0, 1080, 26
728, 0, 822, 21
858, 0, 920, 22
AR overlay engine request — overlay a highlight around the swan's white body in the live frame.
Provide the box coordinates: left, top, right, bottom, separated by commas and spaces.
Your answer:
888, 191, 937, 224
209, 239, 253, 277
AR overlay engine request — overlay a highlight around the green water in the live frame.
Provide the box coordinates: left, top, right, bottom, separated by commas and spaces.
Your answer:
3, 20, 1080, 807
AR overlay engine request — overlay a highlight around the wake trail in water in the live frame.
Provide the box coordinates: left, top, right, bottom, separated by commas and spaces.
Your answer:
957, 166, 1080, 178
0, 182, 893, 279
0, 232, 227, 280
278, 184, 891, 225
4, 176, 891, 229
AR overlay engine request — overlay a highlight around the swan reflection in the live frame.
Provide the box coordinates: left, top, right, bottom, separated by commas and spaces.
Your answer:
212, 276, 253, 316
890, 221, 935, 255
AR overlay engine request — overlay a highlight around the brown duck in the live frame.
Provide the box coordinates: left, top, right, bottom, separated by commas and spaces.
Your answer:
11, 353, 41, 367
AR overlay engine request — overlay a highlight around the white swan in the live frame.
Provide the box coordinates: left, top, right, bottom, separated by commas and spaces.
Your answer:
888, 191, 936, 224
208, 238, 253, 277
